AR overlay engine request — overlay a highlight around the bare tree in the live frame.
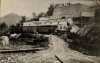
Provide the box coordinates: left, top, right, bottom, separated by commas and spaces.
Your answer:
38, 12, 46, 17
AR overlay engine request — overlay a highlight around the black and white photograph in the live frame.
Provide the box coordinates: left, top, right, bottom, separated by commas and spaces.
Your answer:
0, 0, 100, 63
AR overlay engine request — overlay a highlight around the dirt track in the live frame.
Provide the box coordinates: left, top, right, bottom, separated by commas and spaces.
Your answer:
0, 35, 100, 63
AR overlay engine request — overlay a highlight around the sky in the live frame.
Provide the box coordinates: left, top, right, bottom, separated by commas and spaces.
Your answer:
1, 0, 95, 17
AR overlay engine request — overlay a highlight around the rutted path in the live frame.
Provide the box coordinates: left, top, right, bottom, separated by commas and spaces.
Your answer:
0, 35, 100, 63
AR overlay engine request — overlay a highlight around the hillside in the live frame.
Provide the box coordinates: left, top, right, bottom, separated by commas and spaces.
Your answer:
52, 3, 91, 19
69, 8, 100, 56
0, 13, 31, 25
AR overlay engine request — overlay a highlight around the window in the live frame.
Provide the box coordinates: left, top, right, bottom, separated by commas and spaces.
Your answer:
50, 22, 52, 24
63, 26, 66, 29
60, 26, 62, 29
58, 22, 59, 24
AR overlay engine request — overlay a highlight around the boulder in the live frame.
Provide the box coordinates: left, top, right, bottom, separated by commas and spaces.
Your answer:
70, 25, 80, 33
1, 36, 9, 45
10, 33, 17, 38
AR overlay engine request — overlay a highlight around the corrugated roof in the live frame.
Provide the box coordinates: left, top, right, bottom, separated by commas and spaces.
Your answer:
23, 21, 38, 26
33, 21, 42, 25
23, 20, 42, 25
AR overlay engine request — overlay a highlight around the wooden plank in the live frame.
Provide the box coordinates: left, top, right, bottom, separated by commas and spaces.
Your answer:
83, 44, 100, 47
55, 55, 64, 63
0, 48, 42, 53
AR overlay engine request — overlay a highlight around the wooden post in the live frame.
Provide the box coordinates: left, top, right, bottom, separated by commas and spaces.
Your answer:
49, 34, 52, 42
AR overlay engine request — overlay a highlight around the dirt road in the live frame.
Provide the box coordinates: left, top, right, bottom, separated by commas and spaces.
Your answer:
0, 35, 100, 63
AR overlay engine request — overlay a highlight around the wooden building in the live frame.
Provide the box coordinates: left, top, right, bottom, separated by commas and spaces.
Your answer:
22, 21, 57, 34
22, 21, 38, 33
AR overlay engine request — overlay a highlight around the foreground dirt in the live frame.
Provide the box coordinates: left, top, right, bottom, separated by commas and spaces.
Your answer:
0, 35, 100, 63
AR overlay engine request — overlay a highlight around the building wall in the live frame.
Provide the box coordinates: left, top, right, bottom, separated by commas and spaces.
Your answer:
72, 17, 90, 27
43, 18, 73, 25
57, 24, 67, 30
42, 18, 73, 30
23, 22, 37, 26
52, 3, 90, 19
39, 17, 49, 21
22, 26, 38, 33
81, 11, 95, 17
95, 8, 100, 23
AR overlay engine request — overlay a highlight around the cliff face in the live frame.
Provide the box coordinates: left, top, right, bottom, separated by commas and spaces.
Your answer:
52, 3, 90, 19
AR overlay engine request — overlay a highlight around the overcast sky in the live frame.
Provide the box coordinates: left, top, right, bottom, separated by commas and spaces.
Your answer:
1, 0, 94, 17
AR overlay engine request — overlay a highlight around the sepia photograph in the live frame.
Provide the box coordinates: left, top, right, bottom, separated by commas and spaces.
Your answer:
0, 0, 100, 63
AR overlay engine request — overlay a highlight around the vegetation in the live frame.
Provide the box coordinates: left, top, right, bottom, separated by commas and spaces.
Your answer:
20, 16, 26, 26
53, 1, 100, 56
10, 23, 21, 34
46, 4, 55, 16
30, 12, 46, 21
0, 22, 9, 36
38, 12, 46, 17
9, 33, 49, 47
57, 26, 100, 56
9, 15, 24, 34
31, 12, 39, 21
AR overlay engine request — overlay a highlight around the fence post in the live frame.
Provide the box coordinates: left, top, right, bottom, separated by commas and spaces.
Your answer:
49, 34, 52, 42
